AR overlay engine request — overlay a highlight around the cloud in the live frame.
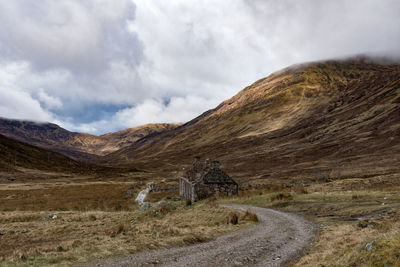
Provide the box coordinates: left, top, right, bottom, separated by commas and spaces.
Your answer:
0, 0, 141, 72
114, 96, 220, 128
0, 61, 53, 121
37, 89, 63, 110
0, 0, 399, 134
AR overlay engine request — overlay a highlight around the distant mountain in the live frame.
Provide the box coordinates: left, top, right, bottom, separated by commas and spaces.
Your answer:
0, 133, 82, 173
95, 57, 400, 184
0, 119, 179, 161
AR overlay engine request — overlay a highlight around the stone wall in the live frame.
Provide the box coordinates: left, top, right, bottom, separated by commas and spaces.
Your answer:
152, 185, 179, 192
193, 182, 238, 201
180, 175, 239, 202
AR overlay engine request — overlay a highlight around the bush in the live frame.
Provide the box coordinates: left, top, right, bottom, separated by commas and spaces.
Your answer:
105, 223, 125, 237
292, 185, 308, 194
270, 193, 293, 202
226, 212, 239, 225
242, 210, 259, 222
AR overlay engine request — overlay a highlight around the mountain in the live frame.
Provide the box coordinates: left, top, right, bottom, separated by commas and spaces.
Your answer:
95, 57, 400, 184
0, 133, 82, 173
0, 119, 179, 161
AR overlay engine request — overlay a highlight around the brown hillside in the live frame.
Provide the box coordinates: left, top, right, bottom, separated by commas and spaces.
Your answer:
96, 58, 400, 184
0, 119, 179, 161
0, 134, 82, 173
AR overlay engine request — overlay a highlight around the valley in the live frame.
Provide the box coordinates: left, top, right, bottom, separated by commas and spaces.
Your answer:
0, 57, 399, 266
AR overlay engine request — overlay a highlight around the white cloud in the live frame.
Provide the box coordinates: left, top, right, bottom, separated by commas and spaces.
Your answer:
0, 61, 53, 121
114, 96, 220, 128
0, 0, 399, 134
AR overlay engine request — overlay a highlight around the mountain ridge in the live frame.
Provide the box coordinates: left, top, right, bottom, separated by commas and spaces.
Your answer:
0, 118, 180, 161
94, 57, 400, 184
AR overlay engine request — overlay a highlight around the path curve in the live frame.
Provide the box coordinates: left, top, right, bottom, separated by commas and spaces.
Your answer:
82, 204, 316, 267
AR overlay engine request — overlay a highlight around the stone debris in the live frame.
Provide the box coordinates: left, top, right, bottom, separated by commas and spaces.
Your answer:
38, 214, 58, 221
365, 240, 375, 251
139, 202, 153, 211
273, 255, 281, 261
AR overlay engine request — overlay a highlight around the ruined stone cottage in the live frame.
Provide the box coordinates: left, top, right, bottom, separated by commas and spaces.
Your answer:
179, 157, 238, 202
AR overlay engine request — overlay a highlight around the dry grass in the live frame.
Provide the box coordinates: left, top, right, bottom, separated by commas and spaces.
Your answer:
291, 185, 308, 194
220, 179, 400, 267
270, 192, 293, 202
0, 181, 256, 266
0, 182, 139, 211
145, 190, 179, 202
242, 210, 259, 222
296, 220, 400, 266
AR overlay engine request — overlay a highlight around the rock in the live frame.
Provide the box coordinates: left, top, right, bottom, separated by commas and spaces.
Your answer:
157, 200, 167, 207
273, 255, 281, 261
139, 202, 153, 211
365, 240, 375, 251
49, 214, 57, 219
358, 222, 368, 228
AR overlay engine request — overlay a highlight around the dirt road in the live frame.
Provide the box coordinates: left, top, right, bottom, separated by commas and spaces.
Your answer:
83, 204, 316, 267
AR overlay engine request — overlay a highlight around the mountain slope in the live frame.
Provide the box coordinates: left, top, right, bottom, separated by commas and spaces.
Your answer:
0, 134, 82, 173
0, 119, 179, 161
96, 58, 400, 184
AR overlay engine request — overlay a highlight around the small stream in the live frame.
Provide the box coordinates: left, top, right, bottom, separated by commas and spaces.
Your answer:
135, 188, 150, 204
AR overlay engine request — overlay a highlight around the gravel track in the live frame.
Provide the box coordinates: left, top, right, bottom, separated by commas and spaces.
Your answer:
82, 204, 316, 267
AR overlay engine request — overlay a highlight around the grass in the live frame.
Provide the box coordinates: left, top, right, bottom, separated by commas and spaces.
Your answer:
0, 181, 256, 266
218, 180, 400, 267
1, 175, 400, 266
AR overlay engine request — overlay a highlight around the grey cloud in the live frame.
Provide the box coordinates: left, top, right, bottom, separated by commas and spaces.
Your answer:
0, 0, 399, 134
0, 0, 142, 73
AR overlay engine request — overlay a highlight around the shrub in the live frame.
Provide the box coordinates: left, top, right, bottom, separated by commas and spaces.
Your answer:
292, 185, 308, 194
242, 210, 259, 222
105, 223, 125, 237
226, 212, 239, 225
270, 193, 293, 202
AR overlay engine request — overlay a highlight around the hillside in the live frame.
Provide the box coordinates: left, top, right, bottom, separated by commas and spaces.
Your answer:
96, 57, 400, 184
0, 119, 179, 161
0, 133, 82, 173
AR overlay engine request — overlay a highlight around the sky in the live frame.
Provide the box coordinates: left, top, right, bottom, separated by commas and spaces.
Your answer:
0, 0, 399, 135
